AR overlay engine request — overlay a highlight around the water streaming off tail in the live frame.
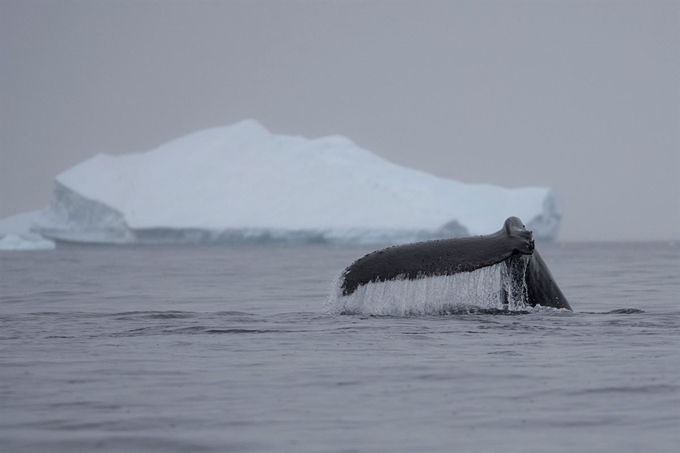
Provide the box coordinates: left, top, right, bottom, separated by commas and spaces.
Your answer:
327, 260, 528, 316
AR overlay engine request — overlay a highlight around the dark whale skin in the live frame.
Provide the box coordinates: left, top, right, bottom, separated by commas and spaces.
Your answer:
339, 217, 571, 310
526, 249, 571, 310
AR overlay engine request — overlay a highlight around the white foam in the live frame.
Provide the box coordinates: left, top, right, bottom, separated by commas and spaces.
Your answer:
327, 261, 529, 316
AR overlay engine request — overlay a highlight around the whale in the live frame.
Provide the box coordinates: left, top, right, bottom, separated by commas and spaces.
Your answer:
339, 216, 571, 310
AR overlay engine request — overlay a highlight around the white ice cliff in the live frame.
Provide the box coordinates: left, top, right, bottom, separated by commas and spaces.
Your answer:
27, 119, 561, 244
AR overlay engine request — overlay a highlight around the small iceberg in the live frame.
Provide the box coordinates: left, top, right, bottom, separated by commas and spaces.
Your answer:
0, 234, 55, 251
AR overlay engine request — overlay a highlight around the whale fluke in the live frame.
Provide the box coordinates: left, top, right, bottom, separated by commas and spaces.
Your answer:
339, 217, 571, 310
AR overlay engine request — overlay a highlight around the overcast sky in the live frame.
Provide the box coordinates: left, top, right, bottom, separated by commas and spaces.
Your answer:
1, 0, 678, 241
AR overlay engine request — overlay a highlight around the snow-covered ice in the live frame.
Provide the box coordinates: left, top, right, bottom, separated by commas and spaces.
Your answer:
0, 211, 56, 250
0, 234, 55, 251
30, 119, 562, 244
0, 210, 43, 239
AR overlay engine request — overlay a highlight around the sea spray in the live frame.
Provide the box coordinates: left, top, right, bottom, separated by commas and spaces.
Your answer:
327, 260, 530, 316
501, 254, 530, 311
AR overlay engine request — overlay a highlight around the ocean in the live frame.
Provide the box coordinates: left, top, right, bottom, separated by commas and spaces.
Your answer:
1, 242, 678, 452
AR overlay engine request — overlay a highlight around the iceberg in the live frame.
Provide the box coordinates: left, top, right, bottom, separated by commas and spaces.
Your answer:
0, 234, 55, 251
0, 210, 44, 238
0, 211, 56, 250
32, 119, 562, 245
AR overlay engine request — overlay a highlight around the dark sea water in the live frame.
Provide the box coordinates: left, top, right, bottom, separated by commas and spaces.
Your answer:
1, 242, 678, 452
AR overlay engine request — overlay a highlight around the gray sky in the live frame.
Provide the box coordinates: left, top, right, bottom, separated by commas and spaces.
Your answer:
1, 0, 678, 241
